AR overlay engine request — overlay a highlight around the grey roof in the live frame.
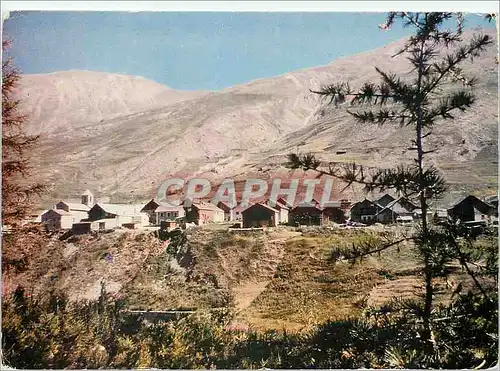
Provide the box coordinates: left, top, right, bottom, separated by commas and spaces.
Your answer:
322, 201, 342, 209
276, 197, 294, 208
376, 194, 396, 207
350, 198, 383, 209
376, 197, 414, 216
191, 202, 224, 212
155, 205, 185, 213
96, 203, 145, 216
45, 209, 71, 216
267, 200, 290, 210
57, 201, 90, 212
243, 203, 279, 214
233, 203, 249, 212
448, 195, 495, 215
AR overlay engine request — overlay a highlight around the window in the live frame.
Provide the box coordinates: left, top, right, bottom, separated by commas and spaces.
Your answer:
99, 222, 105, 230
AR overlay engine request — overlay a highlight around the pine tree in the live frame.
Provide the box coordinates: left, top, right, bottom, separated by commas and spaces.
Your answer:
2, 40, 44, 227
287, 12, 494, 346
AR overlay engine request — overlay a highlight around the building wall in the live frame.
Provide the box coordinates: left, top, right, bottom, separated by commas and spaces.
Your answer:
81, 194, 93, 207
185, 206, 224, 225
60, 215, 75, 229
289, 207, 322, 226
217, 203, 233, 221
450, 202, 475, 222
212, 210, 225, 223
350, 201, 379, 223
242, 205, 278, 228
72, 223, 92, 234
279, 208, 289, 224
88, 206, 116, 221
322, 207, 346, 224
141, 200, 160, 224
42, 210, 85, 230
42, 212, 61, 231
91, 218, 119, 230
184, 207, 199, 224
197, 210, 215, 225
156, 209, 185, 224
144, 210, 156, 224
378, 209, 414, 223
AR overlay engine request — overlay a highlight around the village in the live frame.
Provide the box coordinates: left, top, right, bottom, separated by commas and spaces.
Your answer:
32, 188, 499, 235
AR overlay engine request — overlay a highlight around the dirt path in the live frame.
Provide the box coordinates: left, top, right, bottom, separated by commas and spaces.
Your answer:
233, 281, 270, 312
232, 230, 302, 313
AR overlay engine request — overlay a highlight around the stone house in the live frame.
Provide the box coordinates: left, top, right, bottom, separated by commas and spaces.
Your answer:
155, 205, 185, 225
42, 209, 80, 231
184, 202, 225, 225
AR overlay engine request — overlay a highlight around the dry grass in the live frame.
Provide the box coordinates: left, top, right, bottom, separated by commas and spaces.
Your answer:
237, 232, 392, 331
9, 224, 494, 334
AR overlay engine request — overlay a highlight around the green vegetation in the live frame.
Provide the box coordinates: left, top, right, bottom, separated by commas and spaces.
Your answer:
3, 225, 497, 369
3, 260, 497, 369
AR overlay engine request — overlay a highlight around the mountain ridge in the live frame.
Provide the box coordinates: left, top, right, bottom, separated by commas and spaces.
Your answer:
18, 29, 498, 206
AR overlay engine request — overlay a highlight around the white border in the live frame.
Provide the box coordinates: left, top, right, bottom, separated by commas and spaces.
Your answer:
1, 1, 499, 13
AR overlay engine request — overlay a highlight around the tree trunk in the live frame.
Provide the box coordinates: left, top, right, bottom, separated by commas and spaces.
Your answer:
415, 26, 433, 345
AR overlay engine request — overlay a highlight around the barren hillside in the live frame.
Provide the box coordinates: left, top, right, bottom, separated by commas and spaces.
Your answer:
18, 70, 207, 135
20, 28, 498, 204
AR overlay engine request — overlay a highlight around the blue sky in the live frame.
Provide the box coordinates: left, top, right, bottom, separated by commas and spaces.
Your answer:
3, 12, 493, 90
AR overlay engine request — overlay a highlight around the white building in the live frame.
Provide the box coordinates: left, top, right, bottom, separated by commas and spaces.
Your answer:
42, 190, 94, 230
155, 205, 185, 225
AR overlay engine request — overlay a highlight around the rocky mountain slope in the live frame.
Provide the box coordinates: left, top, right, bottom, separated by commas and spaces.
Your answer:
19, 28, 498, 204
18, 70, 207, 135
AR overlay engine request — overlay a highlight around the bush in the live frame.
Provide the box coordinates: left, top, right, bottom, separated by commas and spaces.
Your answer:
2, 284, 497, 369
